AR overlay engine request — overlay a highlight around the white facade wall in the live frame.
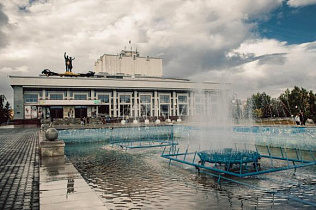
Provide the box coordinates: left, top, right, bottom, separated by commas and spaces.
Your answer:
94, 54, 163, 77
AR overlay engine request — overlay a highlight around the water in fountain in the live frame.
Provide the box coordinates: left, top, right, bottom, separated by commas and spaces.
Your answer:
184, 88, 253, 153
58, 126, 175, 144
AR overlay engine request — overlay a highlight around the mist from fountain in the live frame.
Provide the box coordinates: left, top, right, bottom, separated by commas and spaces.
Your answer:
183, 88, 252, 152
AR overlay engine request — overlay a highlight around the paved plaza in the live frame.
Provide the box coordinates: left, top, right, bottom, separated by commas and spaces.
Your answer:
0, 128, 40, 210
0, 127, 107, 210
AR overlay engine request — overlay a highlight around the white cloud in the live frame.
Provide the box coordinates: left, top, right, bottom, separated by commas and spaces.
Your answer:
193, 39, 316, 99
287, 0, 316, 7
0, 66, 30, 73
2, 0, 316, 104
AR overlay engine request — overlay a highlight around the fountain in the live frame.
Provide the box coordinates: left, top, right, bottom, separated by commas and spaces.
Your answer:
58, 88, 316, 208
161, 89, 316, 187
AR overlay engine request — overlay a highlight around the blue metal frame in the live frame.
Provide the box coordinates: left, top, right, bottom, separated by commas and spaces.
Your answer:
112, 139, 178, 150
161, 145, 316, 178
161, 145, 316, 207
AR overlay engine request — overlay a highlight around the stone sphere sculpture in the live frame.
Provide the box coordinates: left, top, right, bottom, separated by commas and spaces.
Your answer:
45, 128, 58, 141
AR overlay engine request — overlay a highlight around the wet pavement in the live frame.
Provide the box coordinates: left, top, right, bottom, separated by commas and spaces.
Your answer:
40, 155, 106, 210
0, 127, 107, 210
0, 128, 40, 210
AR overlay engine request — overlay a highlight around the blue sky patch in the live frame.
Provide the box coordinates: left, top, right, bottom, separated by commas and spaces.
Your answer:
257, 3, 316, 44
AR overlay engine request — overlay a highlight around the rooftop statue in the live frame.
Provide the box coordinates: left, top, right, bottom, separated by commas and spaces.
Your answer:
41, 69, 95, 77
64, 52, 75, 72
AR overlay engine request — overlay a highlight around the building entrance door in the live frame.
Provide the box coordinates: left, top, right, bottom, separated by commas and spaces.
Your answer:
75, 106, 87, 118
98, 105, 110, 117
50, 106, 63, 118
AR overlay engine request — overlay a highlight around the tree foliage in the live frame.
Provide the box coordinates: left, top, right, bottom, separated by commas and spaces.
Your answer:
247, 86, 316, 121
0, 95, 12, 124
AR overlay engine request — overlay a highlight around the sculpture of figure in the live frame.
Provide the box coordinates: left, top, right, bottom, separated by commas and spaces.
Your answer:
64, 52, 69, 72
64, 52, 75, 72
69, 56, 75, 72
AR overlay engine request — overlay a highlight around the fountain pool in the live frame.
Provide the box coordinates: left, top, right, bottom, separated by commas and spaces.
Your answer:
61, 125, 316, 209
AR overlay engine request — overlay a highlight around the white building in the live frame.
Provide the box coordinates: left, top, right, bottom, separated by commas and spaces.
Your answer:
94, 50, 163, 77
10, 50, 230, 121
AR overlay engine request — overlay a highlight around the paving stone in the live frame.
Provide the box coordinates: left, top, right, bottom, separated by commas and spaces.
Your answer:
0, 129, 39, 210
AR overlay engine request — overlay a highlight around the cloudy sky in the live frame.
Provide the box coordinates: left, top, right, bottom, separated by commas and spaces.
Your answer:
1, 0, 316, 104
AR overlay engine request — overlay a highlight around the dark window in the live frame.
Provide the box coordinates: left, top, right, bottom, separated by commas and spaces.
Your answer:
25, 94, 38, 103
74, 94, 87, 100
140, 95, 151, 103
160, 95, 170, 103
120, 95, 130, 103
179, 104, 187, 116
178, 95, 187, 103
98, 105, 110, 116
50, 106, 63, 118
120, 104, 130, 116
50, 94, 63, 100
160, 104, 169, 116
140, 104, 151, 117
98, 95, 110, 103
75, 106, 87, 118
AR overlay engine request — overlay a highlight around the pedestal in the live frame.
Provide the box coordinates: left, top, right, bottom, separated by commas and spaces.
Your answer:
40, 140, 65, 157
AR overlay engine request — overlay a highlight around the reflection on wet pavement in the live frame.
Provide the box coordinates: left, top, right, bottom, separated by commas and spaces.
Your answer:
65, 141, 316, 210
40, 155, 106, 210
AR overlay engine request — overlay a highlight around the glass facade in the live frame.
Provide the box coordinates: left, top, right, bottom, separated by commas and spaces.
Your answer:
24, 94, 38, 103
179, 104, 187, 116
98, 95, 110, 103
178, 95, 187, 103
120, 95, 131, 103
140, 95, 151, 103
160, 95, 170, 103
74, 94, 87, 100
50, 94, 63, 100
160, 104, 169, 116
20, 89, 220, 119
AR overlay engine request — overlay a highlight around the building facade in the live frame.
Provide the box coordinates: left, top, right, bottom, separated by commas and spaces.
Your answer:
94, 50, 163, 77
10, 50, 230, 121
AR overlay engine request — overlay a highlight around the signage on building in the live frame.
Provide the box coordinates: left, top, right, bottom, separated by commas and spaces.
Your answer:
25, 106, 31, 119
38, 100, 101, 105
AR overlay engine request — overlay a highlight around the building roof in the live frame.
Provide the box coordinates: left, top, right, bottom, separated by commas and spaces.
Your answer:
9, 75, 230, 91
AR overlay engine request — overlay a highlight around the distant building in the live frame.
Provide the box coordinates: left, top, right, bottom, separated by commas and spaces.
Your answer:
10, 50, 230, 121
94, 50, 162, 77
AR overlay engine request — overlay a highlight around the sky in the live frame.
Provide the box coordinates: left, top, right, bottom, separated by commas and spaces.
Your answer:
0, 0, 316, 104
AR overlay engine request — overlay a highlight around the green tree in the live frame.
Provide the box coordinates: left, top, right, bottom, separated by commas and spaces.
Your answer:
0, 95, 12, 124
248, 86, 316, 121
249, 92, 272, 118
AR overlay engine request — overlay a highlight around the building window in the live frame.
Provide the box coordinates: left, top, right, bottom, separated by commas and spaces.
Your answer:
177, 94, 188, 116
140, 95, 151, 117
159, 94, 171, 117
98, 95, 110, 103
119, 94, 131, 117
120, 95, 131, 103
178, 95, 187, 103
50, 106, 63, 118
50, 94, 63, 100
179, 104, 187, 116
98, 105, 110, 116
25, 94, 38, 103
75, 106, 87, 118
74, 94, 87, 100
140, 95, 151, 103
160, 104, 169, 117
120, 104, 130, 116
160, 95, 170, 103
